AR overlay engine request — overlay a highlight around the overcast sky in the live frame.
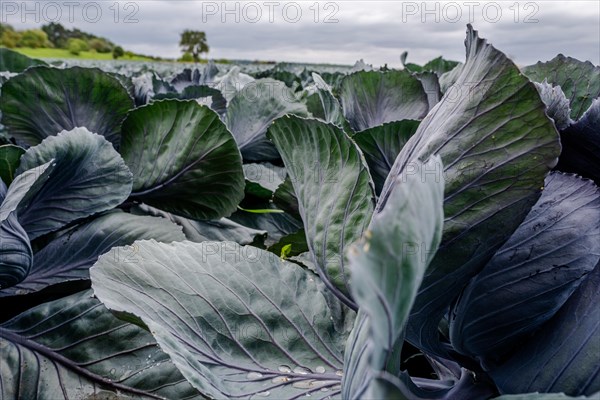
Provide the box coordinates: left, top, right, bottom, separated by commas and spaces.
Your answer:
2, 1, 599, 67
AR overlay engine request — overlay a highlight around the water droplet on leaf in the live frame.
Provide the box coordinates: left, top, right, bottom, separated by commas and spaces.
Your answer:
247, 372, 264, 380
278, 365, 292, 373
292, 380, 316, 389
293, 366, 311, 375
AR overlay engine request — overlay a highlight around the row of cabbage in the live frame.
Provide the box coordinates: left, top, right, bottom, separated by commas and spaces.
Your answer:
0, 25, 598, 399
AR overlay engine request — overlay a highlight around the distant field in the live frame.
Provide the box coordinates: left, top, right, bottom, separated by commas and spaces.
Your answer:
10, 47, 155, 61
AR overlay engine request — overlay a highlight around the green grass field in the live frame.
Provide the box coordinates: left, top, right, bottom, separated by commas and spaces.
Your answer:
10, 47, 156, 61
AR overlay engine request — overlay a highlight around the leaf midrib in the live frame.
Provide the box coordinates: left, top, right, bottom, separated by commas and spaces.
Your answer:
0, 327, 167, 400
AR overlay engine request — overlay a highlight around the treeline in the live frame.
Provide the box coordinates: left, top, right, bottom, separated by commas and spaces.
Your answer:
0, 22, 163, 60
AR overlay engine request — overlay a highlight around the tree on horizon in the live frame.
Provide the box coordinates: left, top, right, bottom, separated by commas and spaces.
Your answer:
179, 30, 209, 62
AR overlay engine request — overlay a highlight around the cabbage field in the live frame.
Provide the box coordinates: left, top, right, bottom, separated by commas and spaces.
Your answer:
0, 25, 599, 399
